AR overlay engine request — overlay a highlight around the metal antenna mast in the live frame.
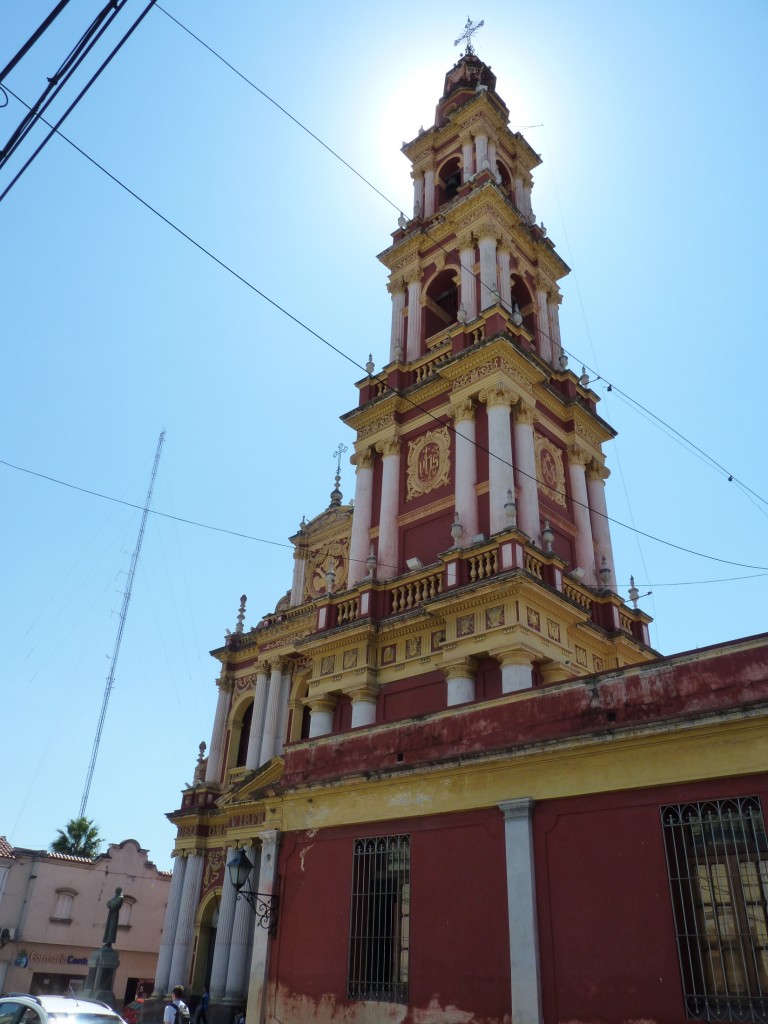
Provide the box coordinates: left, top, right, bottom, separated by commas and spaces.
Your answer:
79, 430, 165, 818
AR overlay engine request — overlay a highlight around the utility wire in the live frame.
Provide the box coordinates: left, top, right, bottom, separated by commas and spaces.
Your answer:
152, 6, 768, 514
1, 98, 766, 575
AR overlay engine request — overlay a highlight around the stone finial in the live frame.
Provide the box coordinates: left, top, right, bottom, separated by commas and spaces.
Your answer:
367, 544, 377, 579
330, 442, 348, 507
235, 594, 247, 634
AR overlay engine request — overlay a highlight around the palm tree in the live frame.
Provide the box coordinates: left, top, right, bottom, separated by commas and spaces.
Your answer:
50, 817, 102, 858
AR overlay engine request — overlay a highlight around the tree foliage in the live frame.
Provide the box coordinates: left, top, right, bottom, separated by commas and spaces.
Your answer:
50, 817, 102, 858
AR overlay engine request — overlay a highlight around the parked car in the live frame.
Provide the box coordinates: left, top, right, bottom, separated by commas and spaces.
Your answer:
0, 995, 126, 1024
120, 1002, 143, 1024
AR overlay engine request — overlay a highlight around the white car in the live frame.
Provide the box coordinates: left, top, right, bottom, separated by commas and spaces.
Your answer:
0, 995, 126, 1024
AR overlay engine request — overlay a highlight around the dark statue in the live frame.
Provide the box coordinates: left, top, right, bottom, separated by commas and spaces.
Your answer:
102, 887, 124, 947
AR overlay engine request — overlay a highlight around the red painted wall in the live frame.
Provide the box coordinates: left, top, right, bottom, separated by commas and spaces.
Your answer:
378, 670, 445, 723
269, 808, 510, 1023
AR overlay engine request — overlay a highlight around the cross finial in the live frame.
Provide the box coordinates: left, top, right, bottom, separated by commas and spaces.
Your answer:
329, 442, 348, 507
454, 16, 484, 56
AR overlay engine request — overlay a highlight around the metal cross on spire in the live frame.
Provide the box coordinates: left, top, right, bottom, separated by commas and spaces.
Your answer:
330, 442, 348, 507
454, 16, 485, 56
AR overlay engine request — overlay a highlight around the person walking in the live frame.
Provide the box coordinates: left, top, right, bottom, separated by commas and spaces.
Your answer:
163, 987, 189, 1024
195, 987, 209, 1024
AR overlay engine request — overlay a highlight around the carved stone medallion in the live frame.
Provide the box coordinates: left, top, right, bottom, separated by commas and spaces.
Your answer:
534, 433, 567, 508
406, 426, 451, 501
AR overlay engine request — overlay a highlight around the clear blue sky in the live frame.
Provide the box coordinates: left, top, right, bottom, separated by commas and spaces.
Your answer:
2, 0, 766, 870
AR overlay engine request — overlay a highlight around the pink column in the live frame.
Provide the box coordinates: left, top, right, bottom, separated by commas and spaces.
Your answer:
411, 171, 424, 218
259, 660, 285, 763
567, 447, 597, 585
423, 164, 436, 217
453, 398, 479, 546
481, 385, 515, 535
205, 674, 232, 783
498, 248, 512, 311
388, 283, 405, 361
535, 283, 552, 363
405, 276, 422, 361
478, 234, 499, 310
445, 659, 476, 706
348, 447, 375, 586
513, 404, 539, 543
245, 667, 269, 769
461, 138, 474, 181
459, 238, 477, 321
375, 437, 401, 580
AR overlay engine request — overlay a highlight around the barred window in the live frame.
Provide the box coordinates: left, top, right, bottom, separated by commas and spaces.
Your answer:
347, 834, 410, 1002
661, 796, 768, 1022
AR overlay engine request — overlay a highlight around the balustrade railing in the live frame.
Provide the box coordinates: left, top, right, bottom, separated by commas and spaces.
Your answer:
390, 572, 443, 613
468, 548, 498, 581
336, 596, 359, 625
562, 579, 592, 611
524, 551, 543, 579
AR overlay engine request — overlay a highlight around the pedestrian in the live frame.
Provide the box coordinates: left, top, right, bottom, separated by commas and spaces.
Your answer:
163, 987, 190, 1024
195, 987, 209, 1024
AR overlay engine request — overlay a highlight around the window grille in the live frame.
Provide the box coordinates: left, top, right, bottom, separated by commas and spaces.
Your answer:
661, 796, 768, 1022
347, 834, 410, 1002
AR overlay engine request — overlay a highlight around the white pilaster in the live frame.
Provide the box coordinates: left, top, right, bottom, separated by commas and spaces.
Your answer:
568, 448, 597, 585
547, 294, 562, 363
225, 846, 256, 1002
246, 832, 280, 1024
445, 659, 476, 706
423, 165, 436, 217
348, 448, 375, 587
587, 462, 616, 591
350, 687, 378, 728
498, 248, 512, 310
308, 699, 335, 738
273, 667, 292, 757
245, 668, 269, 770
453, 399, 479, 546
535, 286, 552, 364
500, 654, 534, 693
475, 133, 488, 172
478, 235, 499, 310
152, 854, 187, 996
482, 386, 515, 535
405, 277, 422, 361
389, 285, 405, 362
488, 140, 498, 177
167, 852, 204, 989
498, 799, 543, 1024
459, 242, 477, 321
376, 437, 401, 580
205, 676, 232, 783
412, 173, 423, 218
259, 660, 285, 764
208, 846, 238, 1001
513, 405, 539, 543
461, 139, 473, 181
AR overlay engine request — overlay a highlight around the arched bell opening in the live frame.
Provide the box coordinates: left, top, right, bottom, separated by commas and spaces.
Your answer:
423, 268, 459, 342
510, 275, 537, 339
436, 156, 462, 208
228, 697, 253, 770
497, 159, 512, 195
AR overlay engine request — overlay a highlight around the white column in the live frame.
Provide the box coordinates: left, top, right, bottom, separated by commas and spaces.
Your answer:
514, 176, 525, 213
225, 846, 256, 1002
289, 542, 307, 606
461, 138, 473, 181
350, 686, 378, 728
475, 133, 488, 172
453, 399, 479, 546
498, 799, 543, 1024
478, 235, 499, 310
412, 172, 423, 218
246, 832, 280, 1024
587, 462, 616, 591
513, 405, 539, 543
423, 165, 435, 217
376, 437, 401, 580
245, 668, 269, 770
459, 241, 477, 321
167, 852, 204, 989
405, 277, 421, 361
308, 698, 335, 738
500, 653, 534, 693
445, 659, 476, 706
348, 448, 375, 586
274, 666, 293, 756
568, 448, 597, 585
208, 847, 238, 1001
548, 294, 562, 364
498, 248, 512, 311
488, 140, 498, 177
259, 660, 285, 764
535, 285, 552, 364
152, 854, 187, 996
205, 676, 232, 783
389, 284, 405, 361
482, 386, 515, 536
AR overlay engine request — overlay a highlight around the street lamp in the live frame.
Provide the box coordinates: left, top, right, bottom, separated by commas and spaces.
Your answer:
226, 848, 278, 931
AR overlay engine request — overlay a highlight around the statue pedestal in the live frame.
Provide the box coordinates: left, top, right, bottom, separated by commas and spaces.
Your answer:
81, 946, 120, 1008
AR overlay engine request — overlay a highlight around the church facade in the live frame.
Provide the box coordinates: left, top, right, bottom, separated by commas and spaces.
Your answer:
152, 45, 768, 1024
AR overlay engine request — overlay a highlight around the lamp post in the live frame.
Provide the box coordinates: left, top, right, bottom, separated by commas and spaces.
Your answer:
226, 848, 278, 932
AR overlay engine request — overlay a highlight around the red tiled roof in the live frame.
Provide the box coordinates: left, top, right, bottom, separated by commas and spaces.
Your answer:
0, 837, 15, 858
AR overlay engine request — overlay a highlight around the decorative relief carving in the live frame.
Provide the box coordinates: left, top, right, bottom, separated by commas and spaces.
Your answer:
457, 614, 475, 638
406, 426, 451, 501
381, 644, 397, 666
320, 655, 335, 676
485, 606, 505, 630
376, 437, 402, 458
592, 655, 605, 672
547, 619, 561, 643
526, 607, 541, 632
431, 629, 446, 651
575, 645, 588, 668
479, 383, 514, 409
567, 444, 589, 466
451, 398, 475, 423
451, 356, 502, 392
514, 403, 536, 426
358, 415, 394, 441
342, 649, 358, 670
352, 447, 374, 470
535, 433, 567, 508
405, 636, 422, 659
305, 536, 350, 600
202, 848, 225, 894
234, 675, 255, 695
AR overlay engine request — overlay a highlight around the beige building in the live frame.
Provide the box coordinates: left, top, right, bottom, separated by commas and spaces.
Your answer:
0, 837, 170, 1006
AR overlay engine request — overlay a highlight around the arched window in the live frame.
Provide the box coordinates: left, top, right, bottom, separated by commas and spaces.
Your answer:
423, 269, 459, 341
436, 156, 462, 208
510, 275, 536, 339
235, 701, 253, 767
496, 160, 512, 194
